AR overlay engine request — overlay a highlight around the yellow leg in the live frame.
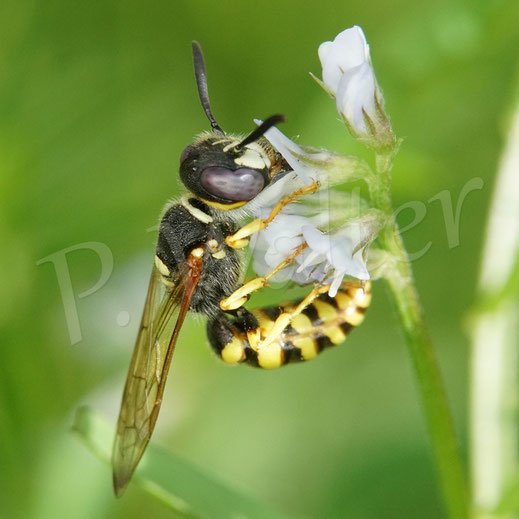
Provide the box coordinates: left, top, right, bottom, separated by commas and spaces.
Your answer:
219, 243, 307, 311
246, 327, 261, 351
260, 284, 331, 348
225, 180, 319, 249
220, 277, 267, 311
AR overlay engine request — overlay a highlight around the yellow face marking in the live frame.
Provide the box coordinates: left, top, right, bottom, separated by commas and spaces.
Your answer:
191, 247, 204, 259
213, 138, 235, 148
344, 307, 365, 327
323, 325, 347, 345
248, 142, 271, 167
207, 239, 218, 251
221, 337, 245, 364
257, 343, 283, 369
211, 250, 226, 259
290, 313, 313, 334
221, 139, 240, 152
154, 255, 170, 276
292, 336, 318, 360
312, 299, 338, 323
234, 143, 271, 169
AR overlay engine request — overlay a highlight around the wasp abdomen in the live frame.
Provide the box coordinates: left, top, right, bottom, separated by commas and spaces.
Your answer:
207, 282, 371, 369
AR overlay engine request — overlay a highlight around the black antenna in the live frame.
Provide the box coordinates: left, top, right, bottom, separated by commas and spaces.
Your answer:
237, 114, 286, 149
192, 41, 224, 134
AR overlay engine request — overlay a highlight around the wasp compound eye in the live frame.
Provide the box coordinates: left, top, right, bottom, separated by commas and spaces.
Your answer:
200, 167, 265, 201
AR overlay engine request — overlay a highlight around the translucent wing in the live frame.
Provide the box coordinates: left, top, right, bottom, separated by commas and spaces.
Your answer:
112, 255, 203, 496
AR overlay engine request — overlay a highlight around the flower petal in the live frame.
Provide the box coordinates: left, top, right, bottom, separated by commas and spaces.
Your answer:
301, 225, 330, 254
255, 121, 316, 184
328, 271, 345, 297
321, 26, 370, 93
244, 171, 303, 217
262, 215, 312, 246
328, 238, 354, 268
296, 249, 323, 273
335, 62, 376, 133
351, 250, 370, 280
318, 41, 333, 69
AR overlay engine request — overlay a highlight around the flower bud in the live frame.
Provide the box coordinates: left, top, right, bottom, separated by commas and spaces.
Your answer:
316, 26, 395, 151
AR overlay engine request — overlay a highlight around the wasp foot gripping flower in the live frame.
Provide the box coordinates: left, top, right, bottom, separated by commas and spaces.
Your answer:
251, 212, 382, 295
246, 117, 384, 294
246, 28, 397, 295
249, 182, 383, 295
314, 25, 395, 151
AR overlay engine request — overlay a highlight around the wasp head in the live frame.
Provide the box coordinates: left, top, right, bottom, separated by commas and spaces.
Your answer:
179, 135, 273, 206
186, 41, 286, 207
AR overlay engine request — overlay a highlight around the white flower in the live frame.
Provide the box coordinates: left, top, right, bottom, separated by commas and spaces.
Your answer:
318, 26, 376, 134
253, 120, 317, 185
317, 26, 394, 149
335, 62, 376, 134
250, 212, 374, 296
244, 169, 306, 218
254, 120, 371, 189
319, 25, 370, 96
300, 224, 370, 297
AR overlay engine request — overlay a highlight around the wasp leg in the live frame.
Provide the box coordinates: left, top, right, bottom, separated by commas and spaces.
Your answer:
219, 243, 307, 311
220, 277, 266, 311
239, 283, 331, 369
208, 282, 372, 369
243, 283, 332, 369
225, 180, 319, 249
259, 284, 331, 348
228, 307, 262, 350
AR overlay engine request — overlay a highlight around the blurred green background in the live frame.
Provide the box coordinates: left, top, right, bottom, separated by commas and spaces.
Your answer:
1, 1, 518, 518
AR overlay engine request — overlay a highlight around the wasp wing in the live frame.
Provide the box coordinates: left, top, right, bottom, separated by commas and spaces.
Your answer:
112, 256, 202, 496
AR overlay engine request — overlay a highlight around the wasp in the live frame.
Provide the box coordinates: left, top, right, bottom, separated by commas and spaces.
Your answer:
112, 41, 371, 496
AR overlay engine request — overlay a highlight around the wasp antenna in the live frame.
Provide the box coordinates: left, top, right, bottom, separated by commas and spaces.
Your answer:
191, 41, 224, 135
237, 114, 286, 149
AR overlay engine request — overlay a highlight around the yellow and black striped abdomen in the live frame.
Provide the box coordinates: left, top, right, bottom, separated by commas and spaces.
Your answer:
207, 282, 371, 369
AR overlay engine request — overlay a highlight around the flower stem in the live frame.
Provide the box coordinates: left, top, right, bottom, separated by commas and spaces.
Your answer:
372, 152, 470, 519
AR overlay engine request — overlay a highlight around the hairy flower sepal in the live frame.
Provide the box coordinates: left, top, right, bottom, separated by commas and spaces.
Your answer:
314, 26, 396, 152
291, 144, 376, 189
257, 122, 375, 188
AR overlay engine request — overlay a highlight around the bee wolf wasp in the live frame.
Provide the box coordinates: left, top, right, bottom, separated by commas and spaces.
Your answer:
112, 41, 371, 496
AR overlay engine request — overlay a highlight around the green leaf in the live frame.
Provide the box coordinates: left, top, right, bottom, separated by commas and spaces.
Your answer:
72, 406, 293, 519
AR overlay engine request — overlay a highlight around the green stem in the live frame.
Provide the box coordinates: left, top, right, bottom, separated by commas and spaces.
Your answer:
372, 152, 470, 519
470, 93, 519, 518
